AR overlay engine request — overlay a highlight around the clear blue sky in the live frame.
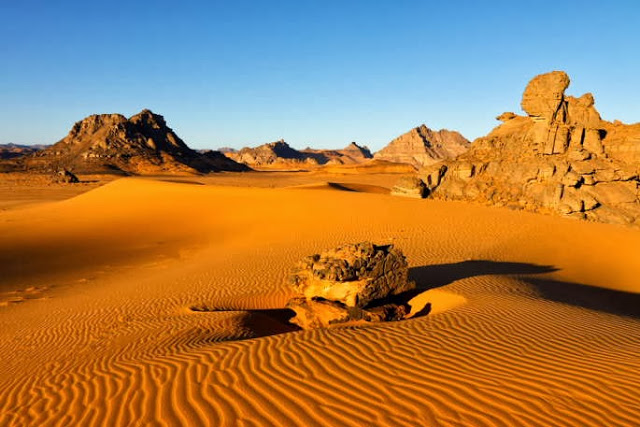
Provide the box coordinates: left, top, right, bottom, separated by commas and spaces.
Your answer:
1, 1, 639, 151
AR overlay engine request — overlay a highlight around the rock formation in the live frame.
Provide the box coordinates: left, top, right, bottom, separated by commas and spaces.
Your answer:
374, 125, 470, 167
423, 71, 640, 226
226, 140, 373, 169
287, 242, 415, 329
9, 110, 248, 175
391, 176, 428, 198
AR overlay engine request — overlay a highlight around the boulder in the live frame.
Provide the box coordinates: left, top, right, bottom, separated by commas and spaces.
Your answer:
53, 169, 79, 184
287, 242, 415, 329
521, 71, 570, 119
391, 176, 428, 198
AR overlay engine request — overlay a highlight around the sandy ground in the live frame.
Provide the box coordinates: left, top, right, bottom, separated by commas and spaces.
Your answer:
0, 172, 639, 426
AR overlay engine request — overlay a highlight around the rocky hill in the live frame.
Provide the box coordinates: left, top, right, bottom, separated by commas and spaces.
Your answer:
374, 125, 470, 167
8, 109, 247, 174
422, 71, 640, 226
226, 140, 373, 168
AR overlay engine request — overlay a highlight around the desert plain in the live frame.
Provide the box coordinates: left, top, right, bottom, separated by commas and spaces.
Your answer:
0, 168, 639, 426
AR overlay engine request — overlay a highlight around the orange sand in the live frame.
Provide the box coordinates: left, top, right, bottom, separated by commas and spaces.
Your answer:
0, 175, 639, 426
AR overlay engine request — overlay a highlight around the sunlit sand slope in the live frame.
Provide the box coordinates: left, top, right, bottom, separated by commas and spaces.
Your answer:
0, 178, 639, 426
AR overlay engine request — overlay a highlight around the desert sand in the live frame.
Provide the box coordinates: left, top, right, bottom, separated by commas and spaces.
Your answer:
1, 172, 639, 426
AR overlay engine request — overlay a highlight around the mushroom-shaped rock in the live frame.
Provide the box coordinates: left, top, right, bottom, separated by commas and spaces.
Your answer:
521, 71, 570, 119
287, 242, 415, 329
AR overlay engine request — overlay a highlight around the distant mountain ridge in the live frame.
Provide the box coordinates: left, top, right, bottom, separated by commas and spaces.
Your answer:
225, 140, 373, 168
0, 143, 48, 160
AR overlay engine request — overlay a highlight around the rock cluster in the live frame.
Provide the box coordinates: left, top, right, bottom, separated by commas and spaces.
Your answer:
391, 176, 428, 198
8, 110, 248, 175
423, 71, 640, 226
287, 242, 415, 329
374, 125, 470, 167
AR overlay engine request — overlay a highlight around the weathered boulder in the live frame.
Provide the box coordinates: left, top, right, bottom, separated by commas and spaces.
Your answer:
53, 169, 79, 183
391, 176, 428, 198
521, 71, 570, 119
287, 242, 415, 329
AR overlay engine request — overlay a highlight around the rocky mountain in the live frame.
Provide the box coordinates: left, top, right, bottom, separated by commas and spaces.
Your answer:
301, 142, 373, 165
10, 109, 248, 174
0, 143, 47, 159
225, 140, 373, 168
374, 125, 470, 167
421, 71, 640, 226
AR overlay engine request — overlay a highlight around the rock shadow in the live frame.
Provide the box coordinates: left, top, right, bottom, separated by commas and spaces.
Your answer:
189, 306, 301, 341
523, 278, 640, 319
408, 260, 559, 291
384, 260, 559, 319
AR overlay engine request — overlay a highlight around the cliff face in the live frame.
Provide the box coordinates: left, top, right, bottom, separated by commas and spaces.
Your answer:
16, 109, 247, 174
423, 71, 640, 226
374, 125, 470, 167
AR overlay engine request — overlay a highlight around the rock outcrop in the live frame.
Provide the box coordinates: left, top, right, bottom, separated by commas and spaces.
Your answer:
423, 71, 640, 226
374, 125, 470, 167
226, 140, 373, 169
391, 176, 428, 198
287, 242, 415, 329
11, 110, 248, 175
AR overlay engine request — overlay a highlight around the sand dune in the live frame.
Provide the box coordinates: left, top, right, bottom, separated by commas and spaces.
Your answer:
1, 177, 639, 426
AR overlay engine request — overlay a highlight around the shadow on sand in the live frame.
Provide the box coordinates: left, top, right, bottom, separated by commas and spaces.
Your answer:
406, 260, 640, 319
408, 260, 558, 290
523, 277, 640, 319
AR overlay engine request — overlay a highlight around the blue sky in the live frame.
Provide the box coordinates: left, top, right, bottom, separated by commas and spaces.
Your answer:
1, 1, 639, 151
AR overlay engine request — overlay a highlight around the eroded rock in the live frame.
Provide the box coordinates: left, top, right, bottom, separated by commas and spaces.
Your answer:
424, 71, 640, 227
287, 242, 415, 329
52, 169, 79, 184
391, 176, 428, 198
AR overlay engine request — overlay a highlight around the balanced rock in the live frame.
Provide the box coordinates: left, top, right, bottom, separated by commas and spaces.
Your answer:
391, 176, 428, 198
521, 71, 570, 119
287, 242, 415, 329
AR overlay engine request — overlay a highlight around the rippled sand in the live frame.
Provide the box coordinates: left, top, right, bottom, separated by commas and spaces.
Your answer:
1, 174, 639, 426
